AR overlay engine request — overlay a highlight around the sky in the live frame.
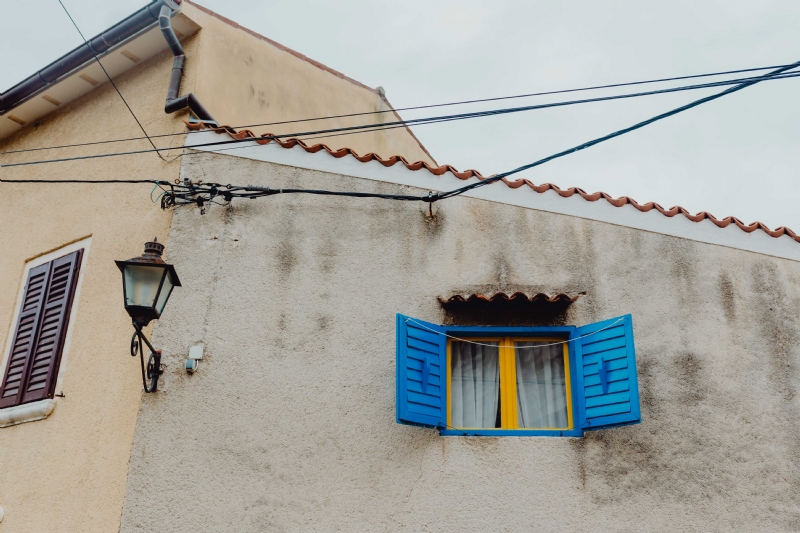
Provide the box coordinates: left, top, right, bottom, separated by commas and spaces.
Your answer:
2, 1, 799, 231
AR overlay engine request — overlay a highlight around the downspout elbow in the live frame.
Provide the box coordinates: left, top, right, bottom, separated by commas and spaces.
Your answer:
159, 4, 217, 125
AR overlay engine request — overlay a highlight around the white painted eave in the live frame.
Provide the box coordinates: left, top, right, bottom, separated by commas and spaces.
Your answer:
0, 13, 200, 140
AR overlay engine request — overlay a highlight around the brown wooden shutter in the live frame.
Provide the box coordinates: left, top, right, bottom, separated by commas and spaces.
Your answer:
0, 249, 83, 408
0, 263, 51, 408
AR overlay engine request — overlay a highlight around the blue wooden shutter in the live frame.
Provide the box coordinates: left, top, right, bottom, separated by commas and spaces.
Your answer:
573, 314, 641, 430
396, 314, 446, 428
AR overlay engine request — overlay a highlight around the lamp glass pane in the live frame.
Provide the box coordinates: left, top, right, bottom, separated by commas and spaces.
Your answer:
155, 271, 175, 316
124, 265, 166, 308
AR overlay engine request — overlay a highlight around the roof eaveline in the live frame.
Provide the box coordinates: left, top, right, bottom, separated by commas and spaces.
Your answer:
187, 122, 800, 243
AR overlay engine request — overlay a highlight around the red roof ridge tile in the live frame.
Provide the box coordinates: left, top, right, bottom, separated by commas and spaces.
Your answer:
186, 122, 800, 244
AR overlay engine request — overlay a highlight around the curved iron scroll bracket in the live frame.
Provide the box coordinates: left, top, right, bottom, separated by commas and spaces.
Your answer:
131, 323, 163, 393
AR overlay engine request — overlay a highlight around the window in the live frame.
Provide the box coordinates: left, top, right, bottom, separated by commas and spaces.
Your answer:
396, 314, 640, 437
0, 249, 84, 409
448, 337, 574, 432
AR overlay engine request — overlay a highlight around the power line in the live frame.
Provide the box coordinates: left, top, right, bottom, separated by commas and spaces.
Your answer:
225, 62, 797, 132
0, 179, 154, 184
3, 53, 796, 229
57, 0, 169, 162
163, 60, 800, 207
433, 60, 800, 200
3, 69, 800, 169
1, 61, 795, 157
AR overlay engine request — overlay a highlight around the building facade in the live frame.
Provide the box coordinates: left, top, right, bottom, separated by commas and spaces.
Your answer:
117, 132, 800, 532
0, 2, 430, 531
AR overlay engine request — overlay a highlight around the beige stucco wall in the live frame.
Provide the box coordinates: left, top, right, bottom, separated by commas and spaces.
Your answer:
119, 153, 800, 532
0, 5, 438, 530
0, 36, 199, 531
182, 1, 435, 165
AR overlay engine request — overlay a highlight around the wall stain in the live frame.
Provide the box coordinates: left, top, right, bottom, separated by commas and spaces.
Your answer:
317, 238, 338, 274
277, 239, 297, 276
673, 351, 706, 406
571, 346, 719, 506
420, 207, 443, 237
718, 272, 736, 321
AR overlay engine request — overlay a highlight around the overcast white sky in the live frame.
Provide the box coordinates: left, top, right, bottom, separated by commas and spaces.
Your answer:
2, 1, 799, 230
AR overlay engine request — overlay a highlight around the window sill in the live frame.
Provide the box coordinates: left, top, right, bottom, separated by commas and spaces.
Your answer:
439, 428, 584, 437
0, 399, 57, 428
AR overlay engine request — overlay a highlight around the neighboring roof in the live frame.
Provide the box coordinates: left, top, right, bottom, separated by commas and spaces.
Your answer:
185, 124, 800, 249
0, 2, 199, 139
185, 0, 377, 96
182, 0, 436, 165
1, 0, 436, 162
439, 292, 585, 305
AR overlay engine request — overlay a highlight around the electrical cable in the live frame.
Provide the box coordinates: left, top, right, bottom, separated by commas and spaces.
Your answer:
161, 59, 800, 208
0, 178, 154, 183
289, 71, 800, 144
1, 61, 796, 157
167, 115, 469, 163
3, 68, 800, 169
57, 0, 170, 162
430, 59, 800, 201
216, 63, 800, 131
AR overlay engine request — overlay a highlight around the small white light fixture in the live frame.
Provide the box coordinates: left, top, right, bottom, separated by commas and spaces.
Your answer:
185, 344, 203, 372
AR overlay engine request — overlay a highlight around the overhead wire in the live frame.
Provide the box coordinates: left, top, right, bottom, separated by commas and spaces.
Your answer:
3, 68, 800, 169
0, 61, 796, 157
431, 59, 800, 201
161, 59, 800, 208
56, 0, 170, 162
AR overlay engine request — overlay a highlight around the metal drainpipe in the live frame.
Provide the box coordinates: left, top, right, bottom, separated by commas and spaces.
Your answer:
159, 3, 217, 125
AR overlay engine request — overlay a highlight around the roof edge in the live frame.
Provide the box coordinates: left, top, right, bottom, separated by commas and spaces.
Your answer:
0, 0, 172, 114
184, 0, 377, 95
184, 123, 800, 246
182, 0, 436, 164
379, 93, 438, 166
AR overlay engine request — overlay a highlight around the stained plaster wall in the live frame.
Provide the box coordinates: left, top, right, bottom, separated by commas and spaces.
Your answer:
0, 36, 201, 532
120, 153, 800, 532
0, 6, 441, 530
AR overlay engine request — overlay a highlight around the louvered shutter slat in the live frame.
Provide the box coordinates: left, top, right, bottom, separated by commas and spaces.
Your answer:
0, 264, 51, 407
396, 314, 447, 428
573, 314, 642, 431
21, 250, 82, 404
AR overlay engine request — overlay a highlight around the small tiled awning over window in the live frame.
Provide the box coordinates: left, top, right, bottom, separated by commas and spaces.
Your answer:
438, 291, 585, 325
438, 291, 585, 305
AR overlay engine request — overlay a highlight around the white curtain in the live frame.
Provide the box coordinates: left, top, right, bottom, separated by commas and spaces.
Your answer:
450, 341, 500, 428
516, 342, 568, 428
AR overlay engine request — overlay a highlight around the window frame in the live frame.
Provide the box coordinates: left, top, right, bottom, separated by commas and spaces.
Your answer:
0, 238, 90, 419
440, 325, 584, 437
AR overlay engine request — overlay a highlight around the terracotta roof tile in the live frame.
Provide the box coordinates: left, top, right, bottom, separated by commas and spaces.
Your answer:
439, 292, 585, 304
186, 123, 800, 244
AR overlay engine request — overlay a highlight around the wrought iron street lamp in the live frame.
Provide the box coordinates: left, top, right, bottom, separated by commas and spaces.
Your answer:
116, 238, 181, 392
